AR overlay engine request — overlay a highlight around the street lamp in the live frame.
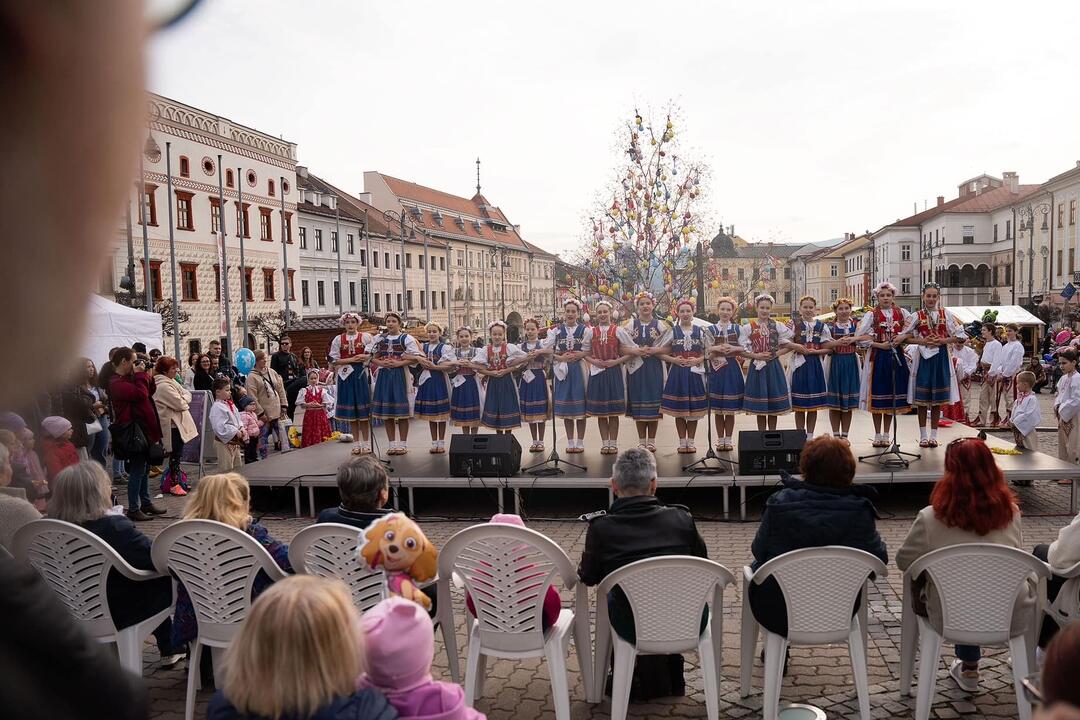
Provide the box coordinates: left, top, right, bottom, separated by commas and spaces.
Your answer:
1017, 201, 1051, 309
382, 208, 419, 319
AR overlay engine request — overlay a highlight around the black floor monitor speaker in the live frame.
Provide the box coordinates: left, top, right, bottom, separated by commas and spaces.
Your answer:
449, 434, 522, 477
738, 430, 805, 475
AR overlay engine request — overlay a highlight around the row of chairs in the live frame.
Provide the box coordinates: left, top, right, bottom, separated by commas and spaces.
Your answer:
11, 519, 1080, 720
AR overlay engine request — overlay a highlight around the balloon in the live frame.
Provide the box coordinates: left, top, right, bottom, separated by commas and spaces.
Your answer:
1044, 353, 1054, 362
234, 347, 256, 375
1057, 330, 1072, 344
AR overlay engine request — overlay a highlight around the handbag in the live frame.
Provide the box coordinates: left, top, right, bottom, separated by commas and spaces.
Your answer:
86, 418, 103, 436
147, 440, 166, 466
110, 419, 148, 460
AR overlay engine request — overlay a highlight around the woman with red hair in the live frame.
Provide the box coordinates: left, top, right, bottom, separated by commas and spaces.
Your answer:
896, 438, 1034, 693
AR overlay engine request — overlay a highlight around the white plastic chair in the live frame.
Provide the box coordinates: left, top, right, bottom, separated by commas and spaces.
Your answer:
288, 523, 387, 612
1043, 559, 1080, 632
590, 556, 735, 720
12, 518, 173, 677
151, 519, 289, 720
897, 543, 1050, 720
435, 523, 592, 720
740, 546, 888, 720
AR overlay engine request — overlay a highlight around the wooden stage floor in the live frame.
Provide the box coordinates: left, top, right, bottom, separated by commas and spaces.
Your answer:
239, 412, 1080, 518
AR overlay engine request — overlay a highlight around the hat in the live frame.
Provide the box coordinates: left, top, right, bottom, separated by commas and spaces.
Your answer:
361, 597, 434, 691
41, 416, 72, 439
236, 395, 255, 411
0, 412, 27, 433
490, 513, 526, 527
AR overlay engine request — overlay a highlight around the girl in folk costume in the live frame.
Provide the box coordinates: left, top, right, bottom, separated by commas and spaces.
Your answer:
410, 322, 453, 454
328, 312, 374, 455
622, 291, 671, 453
369, 312, 420, 455
660, 298, 712, 453
448, 327, 482, 434
299, 368, 333, 447
785, 295, 832, 440
1054, 348, 1080, 465
824, 297, 867, 439
586, 300, 635, 454
945, 340, 979, 424
707, 297, 746, 452
902, 283, 968, 447
740, 294, 794, 430
476, 320, 527, 433
858, 282, 911, 447
519, 318, 552, 452
541, 299, 591, 453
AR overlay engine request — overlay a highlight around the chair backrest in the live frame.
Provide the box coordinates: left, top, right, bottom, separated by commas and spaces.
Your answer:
597, 555, 735, 653
752, 546, 888, 644
12, 518, 156, 639
151, 519, 288, 645
906, 543, 1050, 645
438, 523, 575, 654
288, 523, 386, 611
1046, 561, 1080, 626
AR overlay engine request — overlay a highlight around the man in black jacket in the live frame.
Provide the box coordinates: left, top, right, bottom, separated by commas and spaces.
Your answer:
270, 336, 302, 416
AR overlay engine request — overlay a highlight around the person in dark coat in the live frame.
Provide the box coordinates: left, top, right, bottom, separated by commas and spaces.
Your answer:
316, 455, 392, 529
749, 436, 888, 636
107, 347, 165, 520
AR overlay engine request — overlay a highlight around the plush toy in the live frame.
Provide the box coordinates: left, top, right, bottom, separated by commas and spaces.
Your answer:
359, 513, 438, 610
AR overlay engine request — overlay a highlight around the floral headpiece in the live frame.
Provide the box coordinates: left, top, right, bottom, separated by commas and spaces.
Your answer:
340, 312, 361, 325
922, 281, 941, 292
755, 293, 776, 304
634, 290, 656, 303
487, 320, 507, 331
594, 299, 613, 310
675, 297, 696, 312
425, 321, 444, 333
563, 297, 582, 310
873, 281, 898, 295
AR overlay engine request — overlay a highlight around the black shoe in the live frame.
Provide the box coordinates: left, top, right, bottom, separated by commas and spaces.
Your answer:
141, 503, 167, 515
127, 509, 153, 522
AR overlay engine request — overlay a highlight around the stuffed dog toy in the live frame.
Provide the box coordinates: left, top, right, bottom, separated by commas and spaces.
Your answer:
359, 513, 437, 610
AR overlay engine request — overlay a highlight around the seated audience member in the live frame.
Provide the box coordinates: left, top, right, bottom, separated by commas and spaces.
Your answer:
48, 461, 183, 665
317, 456, 392, 527
359, 597, 483, 720
0, 444, 40, 548
0, 428, 43, 508
1042, 622, 1080, 710
896, 438, 1033, 693
207, 576, 397, 720
1034, 507, 1080, 650
41, 415, 80, 482
578, 447, 707, 699
749, 436, 888, 637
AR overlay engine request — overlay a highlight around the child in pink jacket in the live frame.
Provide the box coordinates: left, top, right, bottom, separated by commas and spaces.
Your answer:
359, 597, 485, 720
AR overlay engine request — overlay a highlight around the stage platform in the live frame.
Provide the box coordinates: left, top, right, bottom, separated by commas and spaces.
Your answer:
238, 412, 1080, 518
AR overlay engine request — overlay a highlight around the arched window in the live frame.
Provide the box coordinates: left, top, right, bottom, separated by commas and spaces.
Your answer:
226, 169, 235, 188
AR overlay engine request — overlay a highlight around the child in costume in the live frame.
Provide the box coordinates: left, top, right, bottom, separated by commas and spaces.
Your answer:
740, 293, 793, 431
990, 323, 1025, 426
448, 327, 482, 434
902, 282, 967, 448
622, 291, 671, 453
542, 298, 591, 453
518, 318, 551, 452
660, 298, 712, 453
707, 296, 745, 452
1010, 370, 1040, 451
369, 312, 419, 455
209, 378, 246, 472
476, 320, 527, 433
328, 312, 373, 455
824, 297, 866, 439
1055, 348, 1080, 464
411, 322, 453, 454
948, 340, 979, 424
585, 300, 634, 454
858, 281, 911, 447
785, 295, 832, 440
299, 368, 332, 447
976, 323, 1002, 426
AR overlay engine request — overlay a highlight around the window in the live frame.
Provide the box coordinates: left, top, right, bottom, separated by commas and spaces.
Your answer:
361, 279, 369, 312
179, 156, 190, 178
234, 202, 250, 238
829, 264, 838, 277
242, 267, 254, 301
1005, 263, 1012, 286
225, 169, 234, 188
783, 291, 791, 304
407, 290, 414, 310
432, 290, 438, 309
175, 191, 194, 231
457, 250, 464, 265
1072, 199, 1077, 226
721, 267, 729, 279
439, 257, 445, 271
360, 248, 367, 265
373, 251, 379, 268
385, 293, 391, 312
287, 269, 295, 300
349, 282, 356, 307
992, 266, 999, 286
962, 225, 974, 244
830, 288, 838, 301
301, 280, 310, 306
1071, 248, 1076, 274
901, 244, 911, 261
440, 290, 446, 308
268, 179, 275, 197
396, 293, 402, 311
385, 252, 391, 269
347, 234, 354, 254
784, 267, 791, 280
333, 281, 340, 306
901, 277, 911, 295
737, 268, 745, 280
180, 263, 198, 300
262, 268, 275, 300
419, 255, 426, 270
420, 291, 426, 310
259, 207, 272, 241
394, 254, 400, 270
210, 197, 223, 234
317, 280, 325, 306
1006, 219, 1012, 239
315, 229, 323, 251
374, 293, 381, 312
284, 212, 292, 244
331, 231, 338, 253
1058, 249, 1063, 276
993, 224, 998, 242
299, 227, 307, 249
1059, 203, 1065, 228
213, 264, 221, 301
139, 184, 158, 226
406, 253, 412, 269
140, 260, 163, 301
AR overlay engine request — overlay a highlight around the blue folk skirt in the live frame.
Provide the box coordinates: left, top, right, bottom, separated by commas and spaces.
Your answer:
414, 371, 450, 421
661, 365, 707, 418
335, 368, 371, 422
626, 356, 663, 421
450, 376, 481, 427
826, 354, 860, 411
790, 356, 828, 411
553, 363, 587, 419
914, 350, 952, 407
482, 374, 522, 429
519, 369, 550, 423
708, 360, 745, 413
586, 366, 626, 417
867, 347, 910, 413
371, 366, 411, 419
743, 359, 791, 415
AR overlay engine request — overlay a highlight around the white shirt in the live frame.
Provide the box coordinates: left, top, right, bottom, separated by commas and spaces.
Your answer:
954, 345, 979, 380
540, 322, 592, 352
209, 399, 243, 443
587, 324, 637, 354
1056, 371, 1080, 422
1048, 513, 1080, 571
980, 338, 1002, 368
901, 307, 966, 359
856, 307, 909, 340
1011, 392, 1040, 437
365, 332, 421, 356
328, 331, 374, 362
991, 339, 1024, 378
473, 342, 527, 367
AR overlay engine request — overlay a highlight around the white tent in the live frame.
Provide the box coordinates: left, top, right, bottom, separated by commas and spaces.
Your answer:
80, 295, 163, 365
946, 305, 1044, 326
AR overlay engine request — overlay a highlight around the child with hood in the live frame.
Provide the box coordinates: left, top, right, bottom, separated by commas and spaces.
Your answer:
41, 416, 80, 483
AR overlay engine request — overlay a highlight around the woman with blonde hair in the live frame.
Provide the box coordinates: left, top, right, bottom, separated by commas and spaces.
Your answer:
171, 473, 293, 680
207, 575, 396, 720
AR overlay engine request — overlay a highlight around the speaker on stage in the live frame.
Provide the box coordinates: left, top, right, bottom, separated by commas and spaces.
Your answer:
737, 430, 805, 475
449, 434, 522, 477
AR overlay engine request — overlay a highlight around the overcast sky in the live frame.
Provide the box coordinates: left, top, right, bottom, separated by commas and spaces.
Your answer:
149, 0, 1080, 257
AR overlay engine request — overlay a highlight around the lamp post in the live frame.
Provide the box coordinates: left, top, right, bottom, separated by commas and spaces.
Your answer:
1017, 201, 1051, 310
383, 209, 418, 319
139, 111, 160, 312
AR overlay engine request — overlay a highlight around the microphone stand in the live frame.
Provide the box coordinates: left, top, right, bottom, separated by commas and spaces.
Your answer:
525, 349, 586, 476
859, 324, 920, 468
684, 335, 735, 474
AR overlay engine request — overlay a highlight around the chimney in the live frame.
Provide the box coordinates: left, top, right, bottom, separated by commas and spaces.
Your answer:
356, 192, 374, 206
296, 165, 309, 179
1003, 171, 1019, 194
937, 196, 945, 207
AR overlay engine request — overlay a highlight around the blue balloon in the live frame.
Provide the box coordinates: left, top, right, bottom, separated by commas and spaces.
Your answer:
1044, 353, 1054, 363
234, 347, 256, 375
